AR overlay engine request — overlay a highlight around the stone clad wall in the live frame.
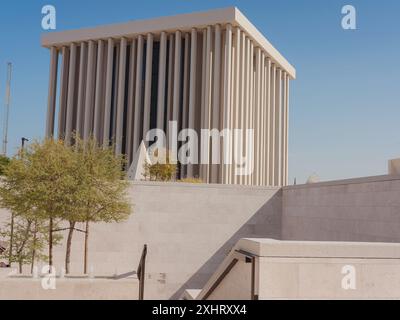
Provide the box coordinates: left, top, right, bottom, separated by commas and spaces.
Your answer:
0, 182, 282, 299
2, 174, 400, 299
282, 174, 400, 243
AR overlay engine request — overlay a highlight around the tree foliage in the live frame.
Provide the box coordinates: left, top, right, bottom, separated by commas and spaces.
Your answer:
73, 137, 131, 273
0, 155, 10, 176
144, 148, 177, 182
0, 137, 132, 274
0, 216, 48, 273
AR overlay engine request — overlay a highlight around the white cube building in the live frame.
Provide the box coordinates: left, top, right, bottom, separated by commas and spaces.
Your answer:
42, 7, 296, 186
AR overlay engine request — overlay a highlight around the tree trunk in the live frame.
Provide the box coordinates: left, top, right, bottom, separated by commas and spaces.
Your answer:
30, 220, 38, 274
49, 217, 53, 271
65, 221, 75, 274
15, 220, 32, 275
84, 220, 89, 274
8, 212, 14, 266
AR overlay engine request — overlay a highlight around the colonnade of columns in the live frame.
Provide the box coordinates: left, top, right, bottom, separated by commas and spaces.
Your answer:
46, 24, 291, 186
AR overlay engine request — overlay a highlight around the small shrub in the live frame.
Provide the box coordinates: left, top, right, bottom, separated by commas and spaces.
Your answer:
178, 178, 203, 184
144, 148, 177, 182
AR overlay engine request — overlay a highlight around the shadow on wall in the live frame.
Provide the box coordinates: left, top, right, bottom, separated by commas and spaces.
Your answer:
171, 190, 282, 299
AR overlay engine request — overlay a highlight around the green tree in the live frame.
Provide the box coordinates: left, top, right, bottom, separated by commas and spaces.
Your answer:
0, 137, 132, 275
0, 151, 38, 268
0, 215, 48, 273
0, 152, 50, 272
4, 139, 78, 269
0, 152, 27, 265
28, 140, 74, 269
74, 137, 131, 274
0, 155, 10, 176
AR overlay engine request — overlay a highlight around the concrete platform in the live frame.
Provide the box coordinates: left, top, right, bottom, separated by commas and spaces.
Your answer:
195, 238, 400, 300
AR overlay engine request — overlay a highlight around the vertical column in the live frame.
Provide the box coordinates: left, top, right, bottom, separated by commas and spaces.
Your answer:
200, 30, 206, 181
259, 53, 264, 185
58, 46, 69, 139
76, 42, 87, 139
222, 24, 232, 184
133, 35, 144, 153
111, 45, 120, 141
228, 28, 236, 184
201, 26, 212, 183
248, 42, 254, 185
264, 58, 271, 186
243, 37, 250, 185
187, 28, 197, 178
251, 44, 256, 185
269, 63, 276, 186
238, 34, 246, 185
143, 33, 154, 142
181, 33, 190, 178
98, 50, 107, 146
232, 28, 241, 184
115, 38, 127, 155
182, 33, 190, 131
65, 43, 77, 144
281, 72, 287, 186
46, 47, 59, 138
253, 47, 261, 186
285, 75, 290, 186
126, 38, 137, 164
172, 31, 182, 128
166, 35, 175, 137
103, 39, 114, 147
157, 32, 167, 131
200, 29, 206, 182
93, 40, 105, 143
210, 24, 221, 183
263, 55, 268, 186
274, 68, 282, 186
83, 40, 96, 140
260, 54, 265, 185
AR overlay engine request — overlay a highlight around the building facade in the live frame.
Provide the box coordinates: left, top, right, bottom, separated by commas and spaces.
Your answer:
42, 7, 295, 186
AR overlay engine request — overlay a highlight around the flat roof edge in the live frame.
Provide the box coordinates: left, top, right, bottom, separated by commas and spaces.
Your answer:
41, 7, 296, 78
233, 8, 296, 79
239, 238, 400, 259
283, 174, 400, 190
41, 7, 236, 47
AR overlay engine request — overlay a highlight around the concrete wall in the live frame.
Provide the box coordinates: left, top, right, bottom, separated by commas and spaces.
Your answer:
3, 174, 400, 300
0, 182, 282, 300
282, 174, 400, 243
0, 276, 139, 300
258, 257, 400, 299
207, 261, 252, 300
201, 239, 400, 300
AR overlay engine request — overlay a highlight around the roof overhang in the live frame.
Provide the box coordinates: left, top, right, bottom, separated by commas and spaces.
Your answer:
41, 7, 296, 79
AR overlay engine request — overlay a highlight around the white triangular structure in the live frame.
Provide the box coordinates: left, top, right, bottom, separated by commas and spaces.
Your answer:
127, 141, 151, 181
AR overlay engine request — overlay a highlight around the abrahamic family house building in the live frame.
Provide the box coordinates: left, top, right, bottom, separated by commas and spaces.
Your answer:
42, 7, 295, 186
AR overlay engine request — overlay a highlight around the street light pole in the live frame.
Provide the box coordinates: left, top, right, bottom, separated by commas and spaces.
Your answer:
21, 137, 29, 151
3, 63, 12, 156
9, 137, 29, 267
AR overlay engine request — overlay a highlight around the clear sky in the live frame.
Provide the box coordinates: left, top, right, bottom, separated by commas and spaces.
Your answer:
0, 0, 399, 184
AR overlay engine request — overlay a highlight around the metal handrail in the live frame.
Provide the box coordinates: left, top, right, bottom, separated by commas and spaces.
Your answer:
201, 249, 258, 300
137, 244, 147, 300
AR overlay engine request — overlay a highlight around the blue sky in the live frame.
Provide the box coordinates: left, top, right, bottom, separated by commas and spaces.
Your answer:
0, 0, 399, 183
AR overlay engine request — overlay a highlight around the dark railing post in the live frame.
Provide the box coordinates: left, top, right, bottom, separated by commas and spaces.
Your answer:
137, 244, 147, 300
